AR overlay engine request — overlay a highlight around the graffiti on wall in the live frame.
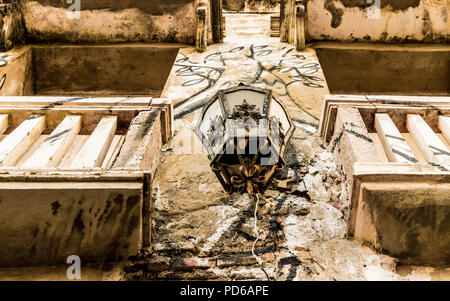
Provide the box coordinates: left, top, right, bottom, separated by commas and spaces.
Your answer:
173, 44, 324, 119
0, 55, 9, 91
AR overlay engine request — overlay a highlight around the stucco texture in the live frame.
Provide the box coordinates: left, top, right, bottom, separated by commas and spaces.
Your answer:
22, 0, 197, 43
309, 0, 449, 42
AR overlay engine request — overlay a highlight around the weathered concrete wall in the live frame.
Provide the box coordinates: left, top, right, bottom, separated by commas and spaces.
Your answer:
0, 182, 143, 267
22, 0, 197, 44
315, 43, 450, 95
308, 0, 448, 42
32, 45, 179, 96
0, 44, 179, 97
357, 182, 450, 266
0, 46, 33, 96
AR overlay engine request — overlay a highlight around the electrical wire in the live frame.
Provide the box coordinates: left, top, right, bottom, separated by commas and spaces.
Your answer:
251, 194, 271, 281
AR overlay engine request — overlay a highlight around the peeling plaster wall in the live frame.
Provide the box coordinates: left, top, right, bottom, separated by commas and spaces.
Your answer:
308, 0, 449, 42
22, 0, 198, 44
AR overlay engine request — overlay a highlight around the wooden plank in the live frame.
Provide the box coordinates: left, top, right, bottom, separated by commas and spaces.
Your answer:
438, 115, 450, 144
270, 15, 280, 37
288, 0, 296, 44
152, 98, 173, 142
295, 4, 306, 51
102, 135, 125, 169
57, 135, 89, 168
375, 113, 417, 163
23, 115, 81, 168
280, 0, 288, 42
0, 114, 8, 134
196, 6, 207, 52
71, 116, 117, 168
407, 114, 450, 165
0, 115, 45, 167
211, 0, 223, 43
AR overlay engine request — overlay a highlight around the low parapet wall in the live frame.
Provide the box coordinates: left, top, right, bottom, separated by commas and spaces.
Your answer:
319, 95, 450, 266
0, 97, 173, 267
308, 0, 448, 43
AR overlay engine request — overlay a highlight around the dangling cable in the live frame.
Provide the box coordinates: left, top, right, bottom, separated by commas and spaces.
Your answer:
251, 194, 271, 281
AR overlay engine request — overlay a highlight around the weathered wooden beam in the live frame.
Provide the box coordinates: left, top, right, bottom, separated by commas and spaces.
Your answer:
196, 6, 207, 52
0, 2, 25, 51
280, 0, 287, 41
211, 0, 223, 43
270, 15, 280, 37
438, 115, 450, 144
295, 3, 306, 51
151, 98, 173, 143
407, 114, 450, 165
288, 0, 296, 44
375, 113, 417, 163
114, 110, 161, 171
102, 135, 125, 169
23, 115, 82, 168
0, 114, 8, 134
0, 115, 45, 167
71, 116, 117, 168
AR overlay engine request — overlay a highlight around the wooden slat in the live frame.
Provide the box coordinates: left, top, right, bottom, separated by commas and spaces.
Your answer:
23, 115, 81, 168
375, 113, 417, 163
407, 114, 450, 165
0, 114, 8, 134
101, 135, 124, 168
71, 116, 117, 168
0, 115, 46, 167
438, 115, 450, 144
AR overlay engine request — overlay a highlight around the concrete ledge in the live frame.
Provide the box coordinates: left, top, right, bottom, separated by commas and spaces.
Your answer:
0, 100, 171, 267
351, 164, 450, 266
0, 181, 144, 267
319, 95, 450, 266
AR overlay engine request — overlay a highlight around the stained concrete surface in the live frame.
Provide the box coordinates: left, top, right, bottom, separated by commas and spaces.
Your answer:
0, 13, 448, 281
0, 182, 144, 267
124, 14, 450, 281
315, 43, 450, 95
23, 0, 197, 43
32, 45, 179, 96
310, 0, 448, 42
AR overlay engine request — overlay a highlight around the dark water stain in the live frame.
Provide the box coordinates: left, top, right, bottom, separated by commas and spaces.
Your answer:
30, 226, 39, 238
30, 244, 37, 257
422, 8, 433, 40
324, 0, 422, 28
338, 0, 421, 10
324, 1, 344, 28
73, 209, 85, 233
51, 201, 61, 216
126, 195, 140, 211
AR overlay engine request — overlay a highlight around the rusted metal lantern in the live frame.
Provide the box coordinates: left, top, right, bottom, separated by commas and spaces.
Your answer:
195, 84, 294, 197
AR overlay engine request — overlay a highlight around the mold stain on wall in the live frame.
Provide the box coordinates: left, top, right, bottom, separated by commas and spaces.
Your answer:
318, 0, 447, 42
324, 0, 422, 28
